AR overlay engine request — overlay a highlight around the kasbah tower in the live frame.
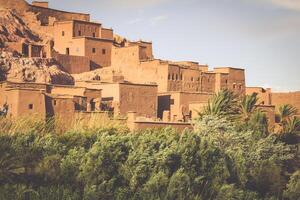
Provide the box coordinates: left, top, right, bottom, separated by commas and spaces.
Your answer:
0, 0, 299, 131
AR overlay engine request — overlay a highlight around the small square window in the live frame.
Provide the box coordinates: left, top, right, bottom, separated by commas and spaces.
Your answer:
28, 104, 33, 110
102, 49, 106, 54
92, 48, 96, 53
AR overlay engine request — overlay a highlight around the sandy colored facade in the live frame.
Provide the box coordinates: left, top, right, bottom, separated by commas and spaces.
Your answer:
158, 92, 212, 122
0, 82, 103, 123
271, 92, 300, 116
0, 0, 299, 132
53, 20, 113, 71
75, 81, 158, 118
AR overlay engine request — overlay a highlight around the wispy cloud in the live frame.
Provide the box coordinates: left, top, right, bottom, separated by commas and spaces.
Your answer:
150, 15, 168, 25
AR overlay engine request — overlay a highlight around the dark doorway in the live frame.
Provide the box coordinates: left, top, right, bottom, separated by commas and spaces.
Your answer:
22, 43, 29, 57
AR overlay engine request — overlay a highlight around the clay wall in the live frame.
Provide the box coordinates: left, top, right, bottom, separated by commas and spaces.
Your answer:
158, 92, 212, 122
214, 73, 229, 93
119, 83, 157, 118
84, 38, 113, 68
53, 22, 75, 54
29, 4, 90, 26
73, 20, 101, 38
271, 92, 300, 115
180, 67, 202, 92
7, 89, 46, 118
74, 82, 157, 118
246, 87, 272, 105
112, 46, 141, 67
214, 68, 245, 95
167, 64, 182, 91
54, 53, 90, 74
257, 105, 276, 128
101, 28, 114, 40
46, 96, 75, 119
201, 72, 215, 93
128, 120, 192, 132
189, 102, 208, 119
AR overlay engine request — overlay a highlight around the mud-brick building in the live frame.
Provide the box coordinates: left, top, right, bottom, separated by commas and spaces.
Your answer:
53, 20, 114, 73
0, 81, 103, 122
76, 81, 158, 119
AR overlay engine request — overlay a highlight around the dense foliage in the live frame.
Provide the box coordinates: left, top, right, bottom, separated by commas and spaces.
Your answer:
0, 90, 299, 200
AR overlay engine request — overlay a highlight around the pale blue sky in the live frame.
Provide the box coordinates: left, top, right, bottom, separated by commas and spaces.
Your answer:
29, 0, 300, 91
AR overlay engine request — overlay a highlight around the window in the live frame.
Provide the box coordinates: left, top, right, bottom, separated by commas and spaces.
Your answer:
168, 74, 171, 80
78, 30, 81, 36
172, 73, 175, 80
93, 32, 96, 37
191, 77, 194, 82
92, 48, 96, 53
180, 74, 183, 80
53, 100, 57, 106
62, 31, 65, 36
233, 83, 236, 89
102, 49, 106, 55
225, 79, 228, 84
176, 74, 178, 80
28, 104, 33, 110
66, 48, 70, 55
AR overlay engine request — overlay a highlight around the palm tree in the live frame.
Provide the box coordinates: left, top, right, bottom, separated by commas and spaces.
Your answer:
200, 89, 238, 120
283, 116, 300, 134
275, 104, 298, 134
239, 93, 259, 122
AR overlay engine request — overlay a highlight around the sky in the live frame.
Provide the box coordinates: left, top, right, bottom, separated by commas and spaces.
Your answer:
29, 0, 300, 91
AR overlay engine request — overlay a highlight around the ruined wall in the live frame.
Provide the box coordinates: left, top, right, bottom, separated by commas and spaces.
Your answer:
29, 4, 90, 25
54, 53, 90, 74
271, 92, 300, 115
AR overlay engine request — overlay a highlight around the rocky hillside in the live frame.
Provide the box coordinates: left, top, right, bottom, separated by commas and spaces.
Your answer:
0, 9, 41, 47
0, 51, 74, 84
0, 9, 74, 85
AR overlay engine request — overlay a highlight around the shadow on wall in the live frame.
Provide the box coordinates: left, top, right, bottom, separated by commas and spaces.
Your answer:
90, 60, 101, 70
